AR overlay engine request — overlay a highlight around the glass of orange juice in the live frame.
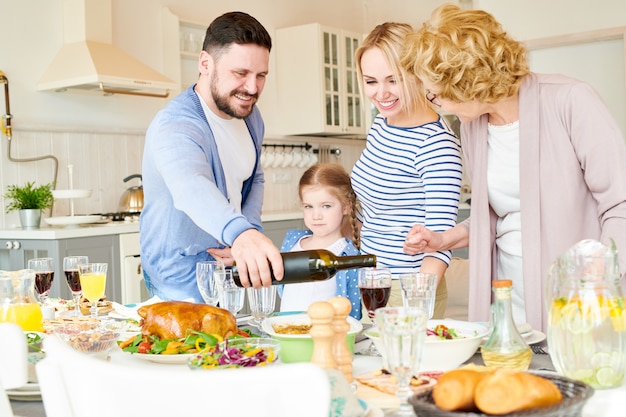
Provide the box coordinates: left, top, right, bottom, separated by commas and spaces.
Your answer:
0, 269, 44, 332
78, 263, 108, 318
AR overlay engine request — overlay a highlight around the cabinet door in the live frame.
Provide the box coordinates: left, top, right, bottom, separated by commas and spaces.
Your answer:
341, 31, 364, 135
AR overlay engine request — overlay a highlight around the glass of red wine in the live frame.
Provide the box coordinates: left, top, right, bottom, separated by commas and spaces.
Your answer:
63, 256, 89, 316
27, 257, 55, 307
358, 266, 392, 356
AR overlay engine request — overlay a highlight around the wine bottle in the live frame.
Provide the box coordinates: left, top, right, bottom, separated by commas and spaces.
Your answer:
229, 249, 376, 287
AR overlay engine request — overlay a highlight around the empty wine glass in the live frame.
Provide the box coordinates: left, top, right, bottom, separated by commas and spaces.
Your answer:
399, 272, 437, 319
196, 261, 222, 306
78, 263, 108, 318
27, 258, 55, 307
358, 266, 392, 356
217, 269, 245, 317
63, 256, 89, 316
247, 286, 276, 331
376, 306, 428, 417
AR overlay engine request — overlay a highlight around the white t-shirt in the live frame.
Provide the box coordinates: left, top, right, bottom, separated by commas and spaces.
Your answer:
487, 121, 526, 324
279, 237, 347, 313
198, 93, 255, 212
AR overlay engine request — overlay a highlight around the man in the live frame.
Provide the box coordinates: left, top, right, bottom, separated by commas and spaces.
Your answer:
140, 11, 283, 301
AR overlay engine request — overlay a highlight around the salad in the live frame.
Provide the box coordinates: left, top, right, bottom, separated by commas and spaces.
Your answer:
426, 324, 462, 340
188, 338, 278, 369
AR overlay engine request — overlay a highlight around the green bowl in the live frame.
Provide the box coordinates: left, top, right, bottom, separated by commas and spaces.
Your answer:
261, 313, 362, 363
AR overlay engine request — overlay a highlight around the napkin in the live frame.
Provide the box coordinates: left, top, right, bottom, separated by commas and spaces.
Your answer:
327, 369, 366, 417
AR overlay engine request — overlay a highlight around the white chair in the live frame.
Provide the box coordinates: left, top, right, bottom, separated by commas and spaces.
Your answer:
38, 335, 331, 417
0, 323, 28, 417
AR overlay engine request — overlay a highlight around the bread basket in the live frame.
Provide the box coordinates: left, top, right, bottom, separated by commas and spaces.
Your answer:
409, 372, 594, 417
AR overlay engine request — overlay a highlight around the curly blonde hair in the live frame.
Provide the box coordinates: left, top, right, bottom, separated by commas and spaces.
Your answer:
400, 3, 530, 103
355, 22, 428, 114
299, 163, 360, 249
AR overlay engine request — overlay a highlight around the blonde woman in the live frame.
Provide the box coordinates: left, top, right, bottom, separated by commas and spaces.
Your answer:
350, 22, 463, 318
401, 4, 626, 332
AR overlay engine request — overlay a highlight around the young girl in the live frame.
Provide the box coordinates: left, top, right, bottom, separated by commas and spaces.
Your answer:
278, 163, 362, 319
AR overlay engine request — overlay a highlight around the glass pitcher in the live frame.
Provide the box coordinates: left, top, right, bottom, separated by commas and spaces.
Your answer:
0, 269, 44, 332
546, 239, 626, 389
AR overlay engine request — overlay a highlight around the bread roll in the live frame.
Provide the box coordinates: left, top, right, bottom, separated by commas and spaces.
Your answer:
432, 368, 486, 411
474, 369, 562, 415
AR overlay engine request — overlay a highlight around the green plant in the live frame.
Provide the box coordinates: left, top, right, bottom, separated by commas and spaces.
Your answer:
3, 181, 54, 213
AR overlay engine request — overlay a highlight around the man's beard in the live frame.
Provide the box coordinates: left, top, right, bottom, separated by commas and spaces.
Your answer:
210, 72, 257, 119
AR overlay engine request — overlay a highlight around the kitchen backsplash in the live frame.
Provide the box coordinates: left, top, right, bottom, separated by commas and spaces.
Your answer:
0, 128, 366, 228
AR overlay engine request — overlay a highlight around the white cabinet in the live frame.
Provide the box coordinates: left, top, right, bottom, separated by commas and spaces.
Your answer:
275, 23, 366, 136
178, 19, 206, 89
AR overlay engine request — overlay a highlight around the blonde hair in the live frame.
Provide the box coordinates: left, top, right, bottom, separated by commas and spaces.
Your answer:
299, 163, 360, 249
355, 22, 428, 114
400, 3, 530, 103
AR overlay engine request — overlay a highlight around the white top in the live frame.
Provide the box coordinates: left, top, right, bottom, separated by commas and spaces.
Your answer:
487, 121, 526, 323
199, 92, 255, 212
279, 237, 346, 313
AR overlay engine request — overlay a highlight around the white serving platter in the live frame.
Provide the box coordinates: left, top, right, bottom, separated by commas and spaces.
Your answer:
44, 215, 103, 227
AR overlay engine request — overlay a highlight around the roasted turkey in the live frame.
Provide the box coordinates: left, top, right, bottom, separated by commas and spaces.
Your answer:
137, 301, 237, 340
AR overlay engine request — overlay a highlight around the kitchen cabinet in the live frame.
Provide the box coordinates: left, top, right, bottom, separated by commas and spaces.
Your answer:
178, 19, 205, 89
262, 218, 305, 248
275, 23, 366, 136
0, 233, 127, 303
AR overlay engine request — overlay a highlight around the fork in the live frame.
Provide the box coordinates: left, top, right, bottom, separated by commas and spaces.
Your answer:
530, 344, 548, 355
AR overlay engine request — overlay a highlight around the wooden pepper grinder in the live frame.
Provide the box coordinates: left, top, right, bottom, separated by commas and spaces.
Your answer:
307, 301, 337, 370
328, 296, 353, 383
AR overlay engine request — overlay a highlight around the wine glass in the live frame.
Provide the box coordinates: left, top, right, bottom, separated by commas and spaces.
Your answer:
376, 306, 428, 417
358, 266, 392, 356
217, 269, 245, 317
27, 258, 55, 307
399, 272, 437, 319
247, 286, 276, 331
63, 256, 89, 316
78, 263, 107, 318
196, 261, 222, 306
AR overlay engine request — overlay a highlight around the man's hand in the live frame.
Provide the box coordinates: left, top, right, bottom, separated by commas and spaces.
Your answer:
231, 229, 283, 288
403, 224, 442, 254
207, 247, 234, 266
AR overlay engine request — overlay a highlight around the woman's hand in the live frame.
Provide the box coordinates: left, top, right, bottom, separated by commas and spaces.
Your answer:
404, 224, 442, 254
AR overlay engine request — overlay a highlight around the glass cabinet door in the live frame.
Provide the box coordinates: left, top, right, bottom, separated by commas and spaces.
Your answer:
323, 31, 341, 129
344, 34, 362, 131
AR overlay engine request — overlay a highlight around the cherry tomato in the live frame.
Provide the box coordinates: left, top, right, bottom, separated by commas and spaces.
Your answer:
237, 329, 251, 338
137, 341, 152, 354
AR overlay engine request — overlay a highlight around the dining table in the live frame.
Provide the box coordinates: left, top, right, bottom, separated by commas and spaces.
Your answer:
9, 328, 626, 417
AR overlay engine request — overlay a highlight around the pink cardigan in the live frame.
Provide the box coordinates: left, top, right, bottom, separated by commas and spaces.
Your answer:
461, 73, 626, 332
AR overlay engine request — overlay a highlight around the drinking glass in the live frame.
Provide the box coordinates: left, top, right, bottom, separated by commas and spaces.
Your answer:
63, 256, 89, 316
217, 269, 245, 317
78, 263, 107, 318
247, 286, 276, 330
359, 266, 392, 356
196, 261, 222, 306
376, 306, 428, 417
399, 272, 437, 318
27, 258, 55, 307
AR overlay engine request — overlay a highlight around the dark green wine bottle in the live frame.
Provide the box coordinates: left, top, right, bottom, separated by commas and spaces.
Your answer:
229, 249, 376, 287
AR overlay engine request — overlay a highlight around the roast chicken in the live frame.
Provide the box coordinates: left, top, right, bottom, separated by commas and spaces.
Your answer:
137, 301, 237, 340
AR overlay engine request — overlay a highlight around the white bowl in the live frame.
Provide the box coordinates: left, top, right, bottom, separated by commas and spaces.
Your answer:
364, 319, 489, 372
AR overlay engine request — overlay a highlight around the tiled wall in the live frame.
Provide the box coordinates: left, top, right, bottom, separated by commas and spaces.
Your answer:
0, 128, 366, 228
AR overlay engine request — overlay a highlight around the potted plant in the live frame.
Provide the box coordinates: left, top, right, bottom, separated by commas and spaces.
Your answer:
3, 181, 54, 229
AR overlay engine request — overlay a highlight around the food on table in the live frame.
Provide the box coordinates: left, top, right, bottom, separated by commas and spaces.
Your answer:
431, 367, 562, 414
272, 323, 313, 334
426, 323, 462, 340
137, 301, 237, 340
355, 369, 441, 395
79, 297, 113, 316
188, 338, 279, 369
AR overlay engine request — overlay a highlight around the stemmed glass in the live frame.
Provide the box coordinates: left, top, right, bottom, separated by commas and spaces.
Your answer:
196, 261, 222, 306
376, 306, 428, 417
358, 266, 392, 356
63, 256, 89, 316
217, 269, 245, 317
247, 286, 276, 331
78, 263, 108, 318
27, 258, 55, 307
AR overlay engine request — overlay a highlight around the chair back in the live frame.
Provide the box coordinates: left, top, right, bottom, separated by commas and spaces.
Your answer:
0, 323, 28, 417
38, 335, 331, 417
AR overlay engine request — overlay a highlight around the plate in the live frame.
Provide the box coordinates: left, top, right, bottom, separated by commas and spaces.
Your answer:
523, 329, 547, 345
126, 352, 196, 364
6, 382, 41, 401
44, 215, 103, 226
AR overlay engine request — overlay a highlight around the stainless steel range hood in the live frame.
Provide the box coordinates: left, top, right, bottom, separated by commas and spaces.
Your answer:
37, 0, 177, 98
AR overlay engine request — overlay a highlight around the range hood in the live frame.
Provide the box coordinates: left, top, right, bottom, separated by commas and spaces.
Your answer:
38, 0, 177, 98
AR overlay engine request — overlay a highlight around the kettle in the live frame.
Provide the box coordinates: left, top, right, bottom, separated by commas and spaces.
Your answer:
119, 174, 144, 213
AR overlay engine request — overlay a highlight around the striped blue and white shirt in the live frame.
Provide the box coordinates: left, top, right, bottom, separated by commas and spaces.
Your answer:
350, 114, 463, 275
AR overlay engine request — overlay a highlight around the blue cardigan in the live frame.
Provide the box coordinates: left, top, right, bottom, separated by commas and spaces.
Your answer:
278, 229, 362, 320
